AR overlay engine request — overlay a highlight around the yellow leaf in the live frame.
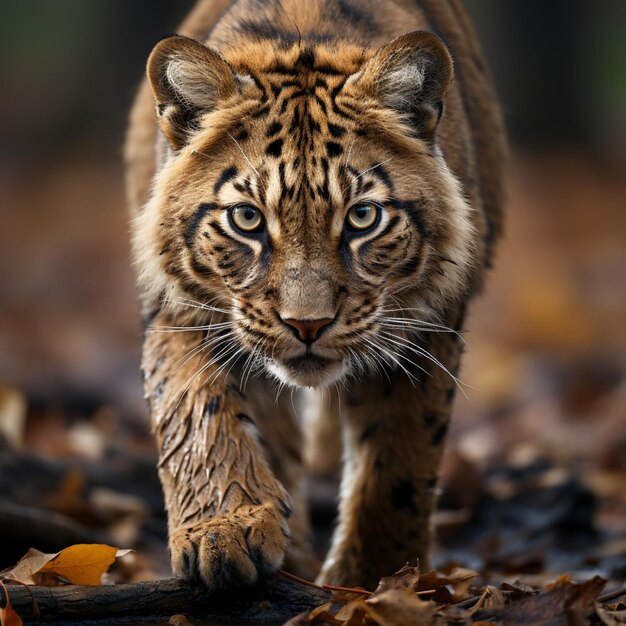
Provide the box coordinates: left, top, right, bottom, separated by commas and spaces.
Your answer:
38, 544, 127, 585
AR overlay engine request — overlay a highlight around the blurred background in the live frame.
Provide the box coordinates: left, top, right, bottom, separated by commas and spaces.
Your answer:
0, 1, 624, 584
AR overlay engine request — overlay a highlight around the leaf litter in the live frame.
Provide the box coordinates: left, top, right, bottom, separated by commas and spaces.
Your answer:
285, 563, 625, 626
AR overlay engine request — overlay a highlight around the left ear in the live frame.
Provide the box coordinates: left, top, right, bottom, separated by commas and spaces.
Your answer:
353, 31, 453, 140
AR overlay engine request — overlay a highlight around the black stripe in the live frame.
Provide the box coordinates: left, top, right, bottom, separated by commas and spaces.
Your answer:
328, 123, 346, 137
394, 249, 423, 278
251, 105, 270, 118
185, 203, 217, 247
265, 121, 282, 137
266, 138, 283, 157
209, 221, 237, 243
370, 165, 393, 193
246, 71, 268, 100
326, 141, 343, 158
357, 214, 401, 263
213, 166, 238, 195
389, 198, 428, 238
190, 256, 213, 277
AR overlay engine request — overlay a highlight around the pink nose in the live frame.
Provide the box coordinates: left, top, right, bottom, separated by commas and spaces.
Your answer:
282, 317, 334, 344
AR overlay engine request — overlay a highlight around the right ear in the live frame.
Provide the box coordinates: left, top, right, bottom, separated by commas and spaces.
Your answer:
147, 35, 236, 149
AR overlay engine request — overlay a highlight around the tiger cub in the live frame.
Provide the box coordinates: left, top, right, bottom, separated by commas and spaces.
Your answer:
125, 0, 506, 590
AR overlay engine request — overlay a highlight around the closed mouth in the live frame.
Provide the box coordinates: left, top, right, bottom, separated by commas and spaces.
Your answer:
283, 353, 338, 372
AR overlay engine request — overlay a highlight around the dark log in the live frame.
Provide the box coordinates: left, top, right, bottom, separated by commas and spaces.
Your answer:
0, 576, 330, 625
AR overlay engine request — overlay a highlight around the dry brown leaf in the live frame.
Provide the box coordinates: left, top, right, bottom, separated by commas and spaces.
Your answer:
308, 601, 343, 625
334, 597, 368, 626
374, 562, 421, 594
474, 576, 607, 626
0, 582, 23, 626
595, 603, 626, 626
474, 586, 507, 612
417, 566, 478, 602
0, 544, 131, 586
366, 589, 437, 626
0, 549, 55, 585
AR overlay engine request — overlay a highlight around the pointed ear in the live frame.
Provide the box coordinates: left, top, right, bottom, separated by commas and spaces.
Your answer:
147, 35, 236, 149
354, 31, 453, 140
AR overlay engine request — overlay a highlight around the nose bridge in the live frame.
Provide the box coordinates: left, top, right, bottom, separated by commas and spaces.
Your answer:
278, 261, 338, 321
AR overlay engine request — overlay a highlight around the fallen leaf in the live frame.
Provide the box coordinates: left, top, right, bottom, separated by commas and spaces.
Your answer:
500, 580, 538, 597
417, 566, 478, 602
474, 576, 607, 626
0, 582, 23, 626
334, 597, 368, 626
595, 603, 626, 626
308, 601, 343, 625
38, 544, 131, 585
471, 586, 507, 613
1, 545, 131, 586
0, 549, 55, 585
374, 562, 421, 594
366, 589, 437, 626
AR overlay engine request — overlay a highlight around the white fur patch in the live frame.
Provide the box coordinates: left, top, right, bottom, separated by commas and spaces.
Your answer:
384, 60, 428, 112
165, 56, 220, 109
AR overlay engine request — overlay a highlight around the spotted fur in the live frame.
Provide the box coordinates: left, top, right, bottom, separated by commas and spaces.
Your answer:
126, 0, 506, 590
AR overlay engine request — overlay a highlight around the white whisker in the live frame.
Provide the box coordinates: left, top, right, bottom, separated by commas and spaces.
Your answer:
355, 157, 394, 180
378, 330, 468, 398
227, 132, 260, 177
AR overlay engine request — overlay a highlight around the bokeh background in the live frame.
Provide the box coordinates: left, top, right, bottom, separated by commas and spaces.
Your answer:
0, 1, 625, 582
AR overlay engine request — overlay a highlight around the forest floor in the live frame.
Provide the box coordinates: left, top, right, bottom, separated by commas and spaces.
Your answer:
0, 155, 625, 624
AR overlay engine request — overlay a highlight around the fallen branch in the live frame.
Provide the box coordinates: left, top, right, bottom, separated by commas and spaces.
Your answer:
0, 576, 330, 625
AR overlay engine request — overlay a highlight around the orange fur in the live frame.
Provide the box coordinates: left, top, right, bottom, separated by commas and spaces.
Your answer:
126, 0, 506, 589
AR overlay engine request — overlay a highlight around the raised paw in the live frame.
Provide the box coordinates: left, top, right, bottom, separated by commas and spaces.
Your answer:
169, 503, 289, 591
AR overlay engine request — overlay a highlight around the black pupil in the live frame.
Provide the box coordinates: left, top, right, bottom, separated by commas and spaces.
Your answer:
243, 207, 256, 221
355, 205, 370, 220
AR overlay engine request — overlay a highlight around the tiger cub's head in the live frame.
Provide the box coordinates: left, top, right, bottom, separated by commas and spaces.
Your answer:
134, 32, 477, 387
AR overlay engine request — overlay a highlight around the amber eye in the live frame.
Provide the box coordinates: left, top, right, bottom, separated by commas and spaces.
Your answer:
346, 203, 379, 232
230, 204, 264, 233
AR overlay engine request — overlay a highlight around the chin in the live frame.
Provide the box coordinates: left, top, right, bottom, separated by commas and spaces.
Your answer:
267, 354, 347, 388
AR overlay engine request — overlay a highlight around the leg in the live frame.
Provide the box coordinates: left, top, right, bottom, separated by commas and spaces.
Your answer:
318, 316, 464, 589
241, 378, 317, 578
142, 311, 291, 590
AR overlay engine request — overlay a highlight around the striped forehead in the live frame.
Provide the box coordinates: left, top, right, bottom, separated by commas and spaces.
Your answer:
254, 76, 351, 215
207, 51, 395, 225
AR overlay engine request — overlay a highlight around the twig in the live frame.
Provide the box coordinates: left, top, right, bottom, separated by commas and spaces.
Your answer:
278, 569, 326, 591
323, 584, 372, 596
278, 570, 373, 597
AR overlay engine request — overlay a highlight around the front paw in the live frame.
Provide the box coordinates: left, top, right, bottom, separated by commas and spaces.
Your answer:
169, 503, 289, 590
